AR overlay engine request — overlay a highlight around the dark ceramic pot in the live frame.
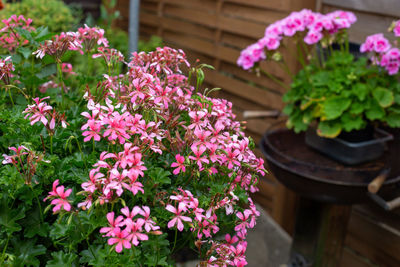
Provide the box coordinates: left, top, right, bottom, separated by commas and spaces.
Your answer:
305, 127, 393, 165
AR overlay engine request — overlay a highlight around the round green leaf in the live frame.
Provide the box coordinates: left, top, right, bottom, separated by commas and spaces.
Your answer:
373, 87, 394, 108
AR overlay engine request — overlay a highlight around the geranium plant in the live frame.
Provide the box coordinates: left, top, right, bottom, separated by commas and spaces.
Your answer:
0, 14, 264, 266
238, 9, 400, 138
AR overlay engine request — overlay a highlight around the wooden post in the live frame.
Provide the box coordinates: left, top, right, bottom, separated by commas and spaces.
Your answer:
290, 197, 352, 266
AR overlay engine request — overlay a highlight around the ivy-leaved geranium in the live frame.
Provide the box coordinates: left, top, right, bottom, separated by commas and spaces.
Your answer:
0, 14, 265, 266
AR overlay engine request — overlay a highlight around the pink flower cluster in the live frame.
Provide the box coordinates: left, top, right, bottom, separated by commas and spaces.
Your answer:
2, 145, 29, 165
44, 179, 72, 213
394, 20, 400, 37
78, 145, 147, 209
2, 145, 48, 185
92, 47, 125, 67
100, 206, 160, 253
237, 9, 356, 70
33, 25, 109, 59
23, 96, 68, 133
360, 20, 400, 75
77, 24, 108, 51
204, 198, 260, 266
0, 15, 34, 51
75, 46, 264, 265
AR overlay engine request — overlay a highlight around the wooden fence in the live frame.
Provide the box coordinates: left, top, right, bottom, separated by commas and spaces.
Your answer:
115, 0, 400, 266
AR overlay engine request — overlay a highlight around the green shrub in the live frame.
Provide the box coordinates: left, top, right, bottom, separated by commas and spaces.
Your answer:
0, 0, 78, 33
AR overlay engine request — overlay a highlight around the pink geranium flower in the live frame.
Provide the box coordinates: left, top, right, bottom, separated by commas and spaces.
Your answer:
166, 202, 192, 231
44, 179, 72, 213
107, 228, 131, 253
171, 154, 185, 175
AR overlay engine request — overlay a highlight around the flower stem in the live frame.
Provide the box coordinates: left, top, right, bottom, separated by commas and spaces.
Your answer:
259, 68, 290, 90
56, 62, 65, 109
50, 135, 53, 155
29, 184, 44, 223
0, 235, 10, 263
7, 89, 14, 106
171, 228, 178, 253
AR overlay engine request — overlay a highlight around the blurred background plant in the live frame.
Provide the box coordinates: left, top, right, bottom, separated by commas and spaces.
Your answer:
84, 0, 162, 57
0, 0, 80, 33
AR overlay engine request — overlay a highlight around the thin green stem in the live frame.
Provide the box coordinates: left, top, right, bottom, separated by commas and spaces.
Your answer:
7, 89, 14, 106
74, 138, 88, 171
259, 68, 290, 90
171, 228, 178, 253
56, 62, 65, 109
0, 235, 10, 264
29, 184, 44, 223
92, 139, 95, 154
50, 135, 53, 155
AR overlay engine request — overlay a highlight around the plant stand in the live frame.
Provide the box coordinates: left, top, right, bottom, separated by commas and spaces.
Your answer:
290, 198, 351, 267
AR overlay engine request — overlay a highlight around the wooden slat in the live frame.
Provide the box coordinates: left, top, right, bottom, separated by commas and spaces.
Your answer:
345, 210, 400, 266
323, 0, 400, 18
206, 71, 284, 110
163, 5, 217, 28
163, 0, 216, 12
141, 13, 215, 41
340, 247, 375, 267
223, 0, 292, 11
222, 3, 288, 24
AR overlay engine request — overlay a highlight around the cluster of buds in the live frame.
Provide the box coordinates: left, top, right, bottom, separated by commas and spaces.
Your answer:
22, 96, 68, 135
77, 24, 109, 52
0, 15, 35, 51
93, 47, 125, 70
33, 32, 82, 61
2, 145, 47, 185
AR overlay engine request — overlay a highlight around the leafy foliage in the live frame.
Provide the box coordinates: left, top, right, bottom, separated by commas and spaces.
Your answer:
283, 51, 400, 137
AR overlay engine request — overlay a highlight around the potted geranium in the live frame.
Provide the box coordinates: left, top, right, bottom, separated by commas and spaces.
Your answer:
237, 9, 400, 164
0, 15, 264, 266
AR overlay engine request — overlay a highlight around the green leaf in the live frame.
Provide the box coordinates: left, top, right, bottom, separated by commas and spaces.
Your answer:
22, 206, 50, 238
148, 167, 171, 184
353, 83, 368, 101
11, 239, 46, 267
0, 196, 25, 234
373, 87, 394, 108
317, 121, 342, 138
386, 113, 400, 127
322, 96, 352, 120
14, 27, 35, 44
366, 99, 385, 120
36, 64, 57, 79
341, 113, 365, 132
350, 101, 365, 115
46, 251, 77, 267
17, 47, 32, 59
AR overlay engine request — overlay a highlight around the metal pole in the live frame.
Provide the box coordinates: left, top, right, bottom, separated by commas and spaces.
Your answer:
129, 0, 140, 55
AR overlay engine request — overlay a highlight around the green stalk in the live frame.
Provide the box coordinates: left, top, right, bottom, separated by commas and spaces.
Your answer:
7, 89, 14, 106
50, 135, 53, 155
259, 68, 290, 90
29, 184, 44, 223
0, 235, 10, 263
56, 62, 65, 109
171, 228, 178, 253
